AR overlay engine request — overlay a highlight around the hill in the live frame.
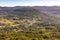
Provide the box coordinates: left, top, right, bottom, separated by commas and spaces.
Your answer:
34, 6, 60, 17
0, 7, 60, 40
0, 7, 60, 29
1, 6, 60, 17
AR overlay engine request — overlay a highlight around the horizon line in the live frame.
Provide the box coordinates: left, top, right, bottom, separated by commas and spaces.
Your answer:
0, 5, 60, 7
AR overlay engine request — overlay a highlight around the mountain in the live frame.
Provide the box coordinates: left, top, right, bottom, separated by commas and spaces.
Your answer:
0, 7, 60, 30
0, 6, 60, 40
1, 6, 60, 17
34, 6, 60, 17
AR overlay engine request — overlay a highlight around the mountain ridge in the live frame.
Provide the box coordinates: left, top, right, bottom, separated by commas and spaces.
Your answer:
0, 7, 60, 29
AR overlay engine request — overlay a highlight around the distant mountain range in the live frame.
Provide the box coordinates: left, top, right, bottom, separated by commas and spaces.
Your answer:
34, 6, 60, 17
0, 6, 60, 17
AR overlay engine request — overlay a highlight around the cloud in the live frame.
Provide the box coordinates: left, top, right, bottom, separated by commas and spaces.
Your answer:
0, 0, 60, 6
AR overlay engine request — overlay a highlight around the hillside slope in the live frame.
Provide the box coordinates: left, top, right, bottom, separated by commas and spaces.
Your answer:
0, 7, 60, 40
0, 7, 60, 30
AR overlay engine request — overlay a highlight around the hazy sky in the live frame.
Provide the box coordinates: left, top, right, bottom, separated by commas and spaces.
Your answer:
0, 0, 60, 6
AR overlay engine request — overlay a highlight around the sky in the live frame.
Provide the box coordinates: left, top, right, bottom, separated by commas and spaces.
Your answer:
0, 0, 60, 7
